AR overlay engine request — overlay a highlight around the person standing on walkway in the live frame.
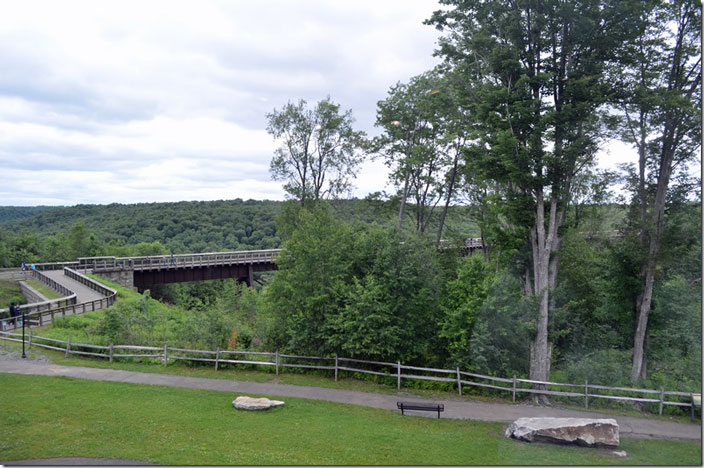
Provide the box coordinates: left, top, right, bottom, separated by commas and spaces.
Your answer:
9, 302, 18, 327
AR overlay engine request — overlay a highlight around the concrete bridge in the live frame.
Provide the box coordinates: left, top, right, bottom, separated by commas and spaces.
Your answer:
78, 249, 280, 291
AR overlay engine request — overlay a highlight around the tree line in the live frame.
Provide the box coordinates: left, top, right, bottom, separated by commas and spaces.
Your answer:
264, 0, 700, 391
0, 0, 699, 397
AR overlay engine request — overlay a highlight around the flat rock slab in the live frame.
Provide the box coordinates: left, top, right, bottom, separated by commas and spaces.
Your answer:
233, 396, 285, 411
505, 417, 619, 447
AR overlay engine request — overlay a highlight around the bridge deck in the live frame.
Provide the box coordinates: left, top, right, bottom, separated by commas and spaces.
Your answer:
42, 270, 105, 303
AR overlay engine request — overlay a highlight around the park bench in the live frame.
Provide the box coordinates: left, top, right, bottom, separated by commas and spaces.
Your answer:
397, 401, 444, 419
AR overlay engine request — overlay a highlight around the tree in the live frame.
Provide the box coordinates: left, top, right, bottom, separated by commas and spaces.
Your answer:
375, 70, 448, 233
439, 255, 496, 368
266, 97, 366, 206
610, 0, 701, 383
428, 0, 634, 400
265, 203, 444, 362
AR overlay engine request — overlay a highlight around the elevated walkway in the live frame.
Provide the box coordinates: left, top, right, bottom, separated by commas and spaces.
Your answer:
41, 269, 104, 304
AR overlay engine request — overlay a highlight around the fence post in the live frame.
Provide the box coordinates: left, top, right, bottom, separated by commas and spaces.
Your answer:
109, 344, 113, 363
456, 367, 462, 396
28, 331, 32, 349
691, 393, 695, 421
65, 339, 71, 357
512, 376, 517, 403
215, 349, 219, 371
163, 344, 168, 366
397, 361, 401, 390
50, 309, 55, 323
334, 354, 338, 382
38, 313, 42, 326
659, 387, 664, 415
275, 350, 279, 377
585, 380, 589, 409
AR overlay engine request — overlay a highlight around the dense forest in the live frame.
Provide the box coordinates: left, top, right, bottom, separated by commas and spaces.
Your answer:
0, 0, 700, 400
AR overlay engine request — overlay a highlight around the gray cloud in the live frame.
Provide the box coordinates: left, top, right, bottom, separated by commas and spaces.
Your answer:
0, 0, 443, 206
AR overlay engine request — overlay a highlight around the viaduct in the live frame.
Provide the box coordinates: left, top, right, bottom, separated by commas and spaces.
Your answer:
79, 249, 280, 292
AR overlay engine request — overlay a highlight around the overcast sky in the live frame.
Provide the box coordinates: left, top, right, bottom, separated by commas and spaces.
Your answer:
0, 0, 650, 207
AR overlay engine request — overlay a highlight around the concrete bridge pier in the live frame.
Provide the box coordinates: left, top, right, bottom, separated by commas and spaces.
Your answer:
98, 269, 135, 290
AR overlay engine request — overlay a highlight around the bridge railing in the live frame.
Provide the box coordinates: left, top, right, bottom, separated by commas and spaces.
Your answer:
31, 269, 75, 298
0, 269, 117, 331
64, 267, 117, 298
86, 249, 281, 271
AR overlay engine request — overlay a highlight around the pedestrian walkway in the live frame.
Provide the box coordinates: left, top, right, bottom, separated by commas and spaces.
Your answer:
41, 270, 104, 303
0, 360, 700, 442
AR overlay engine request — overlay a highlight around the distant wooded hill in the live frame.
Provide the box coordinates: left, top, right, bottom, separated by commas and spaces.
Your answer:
0, 199, 285, 254
0, 198, 627, 256
0, 206, 62, 223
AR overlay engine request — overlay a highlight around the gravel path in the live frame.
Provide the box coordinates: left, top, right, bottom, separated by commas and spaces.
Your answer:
0, 359, 700, 443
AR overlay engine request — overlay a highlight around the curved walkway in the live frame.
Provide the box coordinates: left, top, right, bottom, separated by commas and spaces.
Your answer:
41, 269, 104, 303
0, 360, 700, 442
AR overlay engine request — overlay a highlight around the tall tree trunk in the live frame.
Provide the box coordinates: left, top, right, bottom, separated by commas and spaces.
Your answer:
529, 188, 558, 405
630, 148, 674, 383
435, 152, 460, 248
397, 172, 410, 230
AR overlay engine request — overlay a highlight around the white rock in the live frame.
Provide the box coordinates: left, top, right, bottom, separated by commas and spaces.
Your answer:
505, 417, 619, 447
612, 450, 628, 457
232, 396, 285, 411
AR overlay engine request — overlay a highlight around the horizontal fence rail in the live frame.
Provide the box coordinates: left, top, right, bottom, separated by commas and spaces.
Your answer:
0, 330, 698, 417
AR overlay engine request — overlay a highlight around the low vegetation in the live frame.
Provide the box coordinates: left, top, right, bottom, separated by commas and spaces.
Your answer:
0, 279, 25, 308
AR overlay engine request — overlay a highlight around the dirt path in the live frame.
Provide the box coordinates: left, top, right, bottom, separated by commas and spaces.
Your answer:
0, 359, 700, 442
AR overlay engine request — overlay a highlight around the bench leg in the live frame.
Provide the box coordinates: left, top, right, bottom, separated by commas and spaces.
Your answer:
437, 409, 440, 419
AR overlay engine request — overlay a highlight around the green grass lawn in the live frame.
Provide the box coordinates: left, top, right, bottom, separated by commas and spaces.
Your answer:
0, 373, 700, 465
13, 335, 697, 425
25, 279, 64, 300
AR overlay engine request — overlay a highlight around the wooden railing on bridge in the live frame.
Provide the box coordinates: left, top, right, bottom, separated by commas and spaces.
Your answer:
79, 249, 281, 271
0, 267, 116, 330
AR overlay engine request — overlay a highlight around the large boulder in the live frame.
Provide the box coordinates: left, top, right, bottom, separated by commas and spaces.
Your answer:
505, 417, 619, 447
232, 396, 285, 411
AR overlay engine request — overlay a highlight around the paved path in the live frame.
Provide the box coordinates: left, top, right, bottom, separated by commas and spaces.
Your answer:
0, 360, 700, 442
41, 270, 104, 303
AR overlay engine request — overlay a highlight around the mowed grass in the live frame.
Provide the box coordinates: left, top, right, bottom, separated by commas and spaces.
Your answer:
25, 279, 64, 300
0, 374, 700, 465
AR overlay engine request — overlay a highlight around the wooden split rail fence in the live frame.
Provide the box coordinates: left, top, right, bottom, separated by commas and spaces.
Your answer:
0, 330, 698, 417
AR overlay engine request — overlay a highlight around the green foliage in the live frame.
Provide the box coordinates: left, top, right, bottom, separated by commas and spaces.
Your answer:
439, 255, 496, 368
0, 199, 283, 260
0, 279, 26, 309
266, 203, 444, 363
646, 275, 702, 391
468, 273, 535, 377
552, 230, 620, 359
563, 349, 633, 386
267, 97, 366, 205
